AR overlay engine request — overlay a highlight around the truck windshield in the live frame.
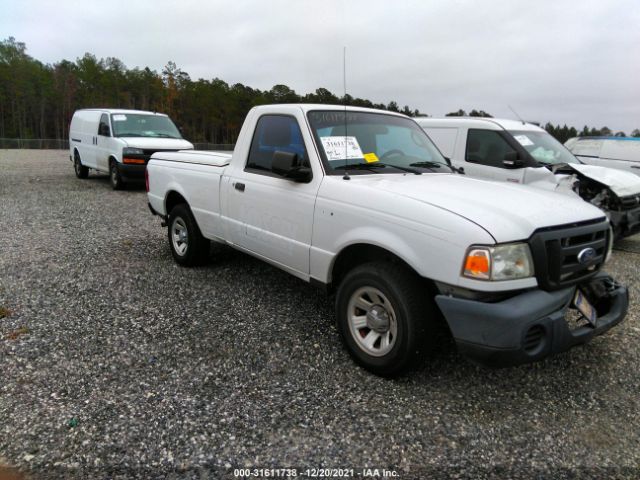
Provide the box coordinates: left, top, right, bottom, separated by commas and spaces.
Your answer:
509, 130, 579, 165
307, 110, 452, 174
110, 113, 183, 139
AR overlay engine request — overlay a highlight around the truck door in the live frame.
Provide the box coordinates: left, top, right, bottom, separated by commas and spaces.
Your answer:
225, 114, 321, 277
96, 113, 112, 172
464, 129, 525, 184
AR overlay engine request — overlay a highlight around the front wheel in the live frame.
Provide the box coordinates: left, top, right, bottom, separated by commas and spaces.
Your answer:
74, 152, 89, 179
335, 262, 435, 376
109, 160, 125, 190
167, 203, 210, 266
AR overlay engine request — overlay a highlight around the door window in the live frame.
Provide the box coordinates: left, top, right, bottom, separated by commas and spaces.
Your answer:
246, 115, 308, 174
466, 129, 516, 168
98, 114, 110, 136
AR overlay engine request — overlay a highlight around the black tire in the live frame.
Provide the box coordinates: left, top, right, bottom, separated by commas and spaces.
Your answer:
335, 262, 435, 376
74, 151, 89, 179
167, 203, 210, 266
109, 160, 125, 190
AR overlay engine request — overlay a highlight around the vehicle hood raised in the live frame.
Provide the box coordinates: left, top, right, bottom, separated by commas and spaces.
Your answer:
568, 163, 640, 197
348, 174, 606, 243
120, 137, 194, 150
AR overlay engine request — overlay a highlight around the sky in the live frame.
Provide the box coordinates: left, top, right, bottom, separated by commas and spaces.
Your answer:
2, 0, 639, 133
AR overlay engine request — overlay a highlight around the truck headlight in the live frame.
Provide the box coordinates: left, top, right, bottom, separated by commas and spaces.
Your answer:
463, 243, 534, 281
123, 147, 144, 155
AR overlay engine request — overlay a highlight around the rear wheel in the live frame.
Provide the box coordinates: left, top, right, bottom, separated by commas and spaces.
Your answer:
335, 262, 435, 376
74, 151, 88, 179
167, 203, 210, 266
109, 160, 125, 190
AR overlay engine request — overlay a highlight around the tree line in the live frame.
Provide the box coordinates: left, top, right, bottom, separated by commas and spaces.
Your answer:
0, 37, 423, 145
1, 37, 638, 145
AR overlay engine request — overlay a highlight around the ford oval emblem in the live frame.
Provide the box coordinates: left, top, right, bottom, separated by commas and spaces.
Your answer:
577, 247, 597, 265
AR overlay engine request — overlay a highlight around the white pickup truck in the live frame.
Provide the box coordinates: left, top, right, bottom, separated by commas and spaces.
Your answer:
146, 104, 628, 376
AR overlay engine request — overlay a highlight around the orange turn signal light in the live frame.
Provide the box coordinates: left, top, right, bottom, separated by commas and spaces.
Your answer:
464, 249, 490, 279
123, 157, 145, 165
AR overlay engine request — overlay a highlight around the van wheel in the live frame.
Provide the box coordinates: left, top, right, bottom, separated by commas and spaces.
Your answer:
74, 151, 89, 179
109, 160, 125, 190
168, 203, 210, 266
335, 262, 434, 376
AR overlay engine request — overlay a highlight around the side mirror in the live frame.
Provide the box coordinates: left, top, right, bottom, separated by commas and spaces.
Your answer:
99, 124, 111, 136
502, 151, 523, 168
272, 150, 312, 182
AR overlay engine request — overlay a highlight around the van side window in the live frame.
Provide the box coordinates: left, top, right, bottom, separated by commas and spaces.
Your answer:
98, 114, 110, 136
466, 129, 517, 168
246, 115, 308, 174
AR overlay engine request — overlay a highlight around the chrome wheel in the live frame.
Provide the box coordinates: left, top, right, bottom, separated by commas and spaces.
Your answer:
347, 286, 397, 357
171, 217, 189, 256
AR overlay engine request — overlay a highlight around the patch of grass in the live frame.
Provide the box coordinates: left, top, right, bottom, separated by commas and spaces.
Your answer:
0, 306, 10, 319
5, 326, 29, 341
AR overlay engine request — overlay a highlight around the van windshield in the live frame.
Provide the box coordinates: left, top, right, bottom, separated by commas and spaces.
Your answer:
509, 130, 579, 165
110, 113, 183, 139
307, 110, 452, 174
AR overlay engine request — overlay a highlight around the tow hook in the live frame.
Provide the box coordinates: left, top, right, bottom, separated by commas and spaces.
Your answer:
602, 277, 621, 294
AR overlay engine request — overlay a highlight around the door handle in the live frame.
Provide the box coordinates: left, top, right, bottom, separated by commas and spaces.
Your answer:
234, 182, 245, 192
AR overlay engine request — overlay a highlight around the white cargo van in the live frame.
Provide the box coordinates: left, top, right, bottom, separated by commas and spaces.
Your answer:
565, 137, 640, 177
417, 117, 640, 239
69, 109, 194, 189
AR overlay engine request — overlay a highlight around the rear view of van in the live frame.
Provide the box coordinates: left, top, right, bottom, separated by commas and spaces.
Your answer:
69, 109, 193, 189
566, 137, 640, 177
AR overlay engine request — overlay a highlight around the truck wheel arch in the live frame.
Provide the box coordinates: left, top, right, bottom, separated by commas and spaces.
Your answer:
329, 243, 436, 294
165, 190, 189, 216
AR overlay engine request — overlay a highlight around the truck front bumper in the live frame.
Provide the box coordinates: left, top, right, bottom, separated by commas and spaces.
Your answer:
435, 272, 628, 367
116, 162, 146, 182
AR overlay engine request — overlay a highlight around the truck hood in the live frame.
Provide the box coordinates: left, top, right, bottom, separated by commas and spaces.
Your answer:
568, 163, 640, 197
120, 137, 194, 150
350, 174, 606, 243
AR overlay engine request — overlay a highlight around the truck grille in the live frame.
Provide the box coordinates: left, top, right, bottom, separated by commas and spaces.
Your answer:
528, 219, 610, 291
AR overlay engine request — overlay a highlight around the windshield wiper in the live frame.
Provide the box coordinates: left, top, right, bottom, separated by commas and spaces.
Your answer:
334, 162, 421, 175
408, 161, 442, 173
334, 162, 384, 173
409, 161, 445, 168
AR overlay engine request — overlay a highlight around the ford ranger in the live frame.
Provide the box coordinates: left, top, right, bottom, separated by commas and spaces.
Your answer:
146, 105, 628, 376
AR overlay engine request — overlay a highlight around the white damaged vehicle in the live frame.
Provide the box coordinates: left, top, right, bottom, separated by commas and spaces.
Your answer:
565, 136, 640, 178
417, 117, 640, 239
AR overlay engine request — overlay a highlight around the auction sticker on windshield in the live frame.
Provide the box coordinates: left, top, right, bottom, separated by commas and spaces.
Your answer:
514, 134, 534, 146
112, 114, 127, 121
320, 136, 364, 161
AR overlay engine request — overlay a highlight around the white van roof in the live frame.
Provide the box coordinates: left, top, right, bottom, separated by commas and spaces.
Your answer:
416, 117, 544, 132
75, 108, 169, 117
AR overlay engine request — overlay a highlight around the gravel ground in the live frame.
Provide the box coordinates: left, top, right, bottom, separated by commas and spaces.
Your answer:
0, 150, 639, 480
